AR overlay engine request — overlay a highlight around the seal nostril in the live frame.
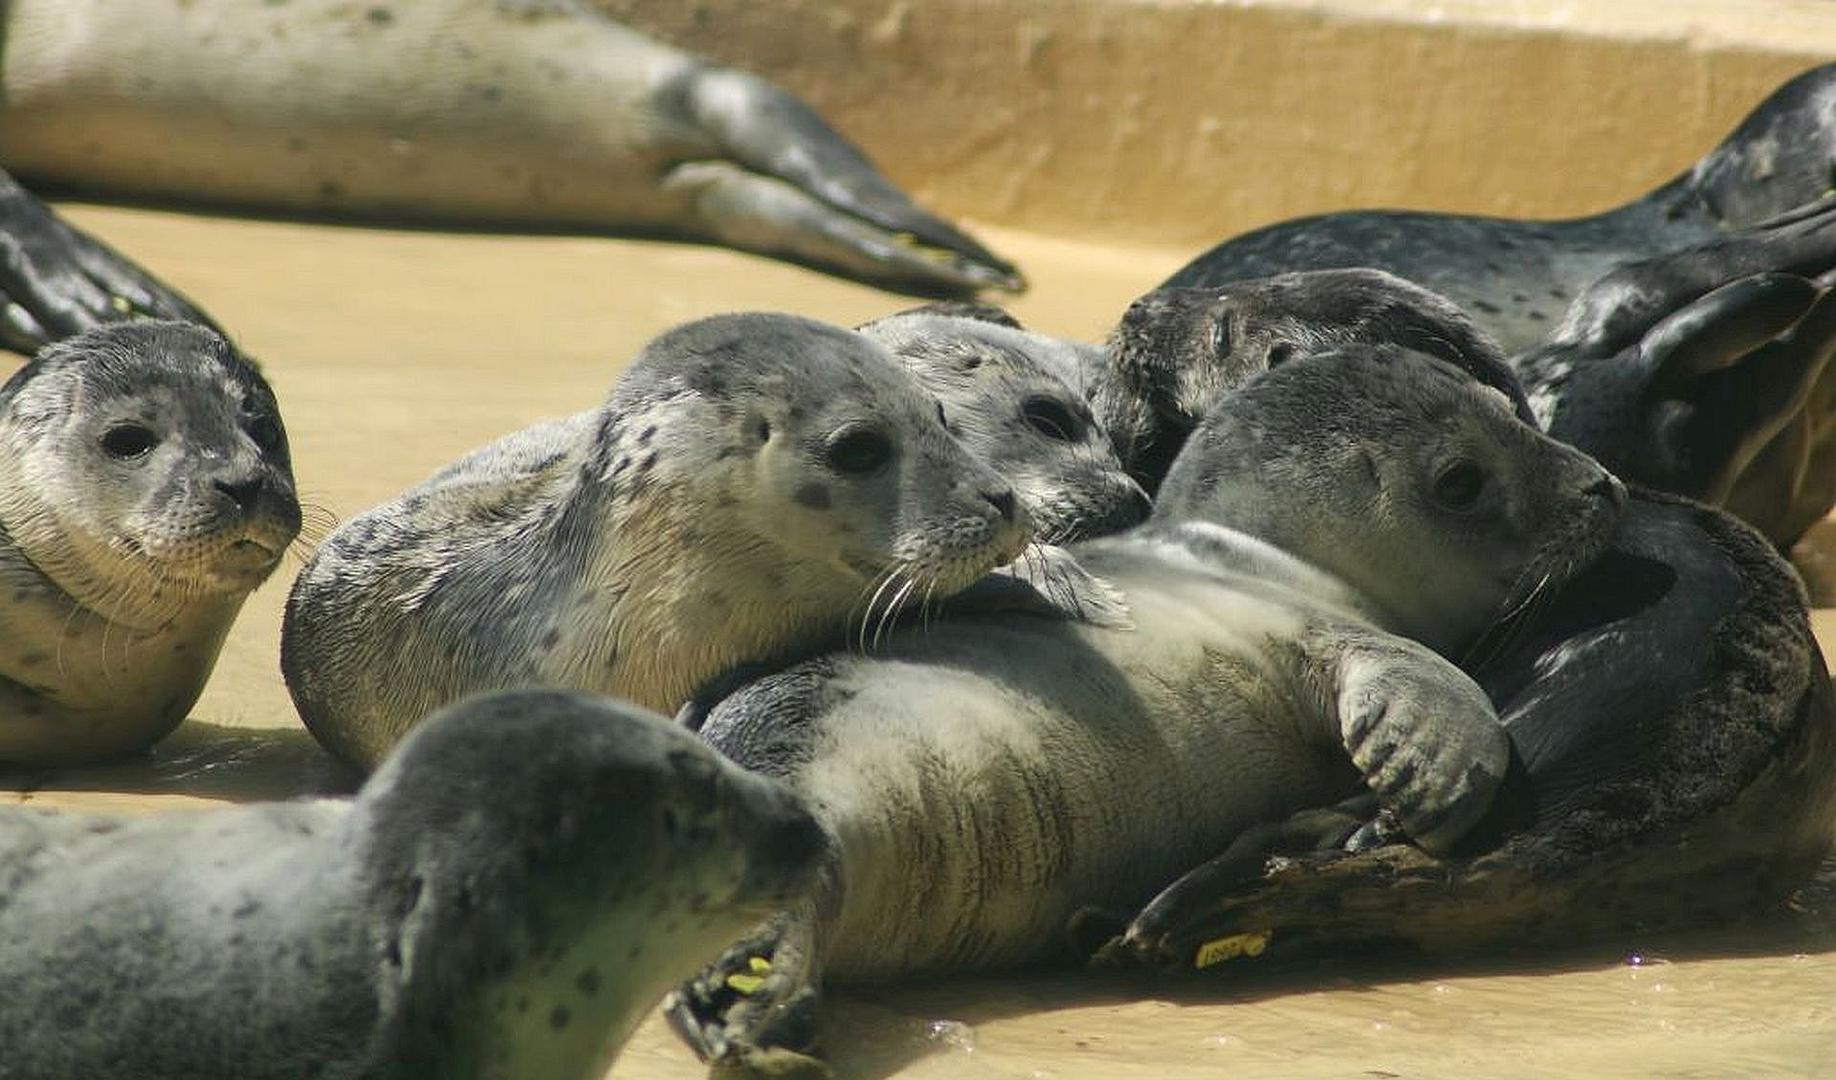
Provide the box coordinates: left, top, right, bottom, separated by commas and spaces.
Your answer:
984, 489, 1017, 523
214, 475, 265, 513
1584, 473, 1625, 507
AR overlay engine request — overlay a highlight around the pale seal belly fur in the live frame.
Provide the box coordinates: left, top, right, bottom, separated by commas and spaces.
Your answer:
667, 345, 1622, 1063
0, 0, 1021, 295
0, 689, 826, 1080
858, 304, 1149, 543
0, 320, 300, 766
281, 312, 1030, 770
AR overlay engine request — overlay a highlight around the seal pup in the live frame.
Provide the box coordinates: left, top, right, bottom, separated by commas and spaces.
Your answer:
667, 347, 1622, 1063
282, 312, 1031, 771
858, 304, 1149, 543
1089, 268, 1532, 490
0, 0, 1021, 296
0, 169, 218, 354
0, 320, 300, 766
1101, 491, 1836, 968
1163, 63, 1836, 354
0, 688, 827, 1079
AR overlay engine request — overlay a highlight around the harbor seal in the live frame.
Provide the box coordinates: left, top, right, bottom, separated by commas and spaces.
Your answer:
667, 346, 1621, 1063
1090, 268, 1533, 490
1100, 491, 1836, 968
0, 688, 826, 1079
281, 312, 1031, 771
0, 0, 1021, 296
858, 305, 1149, 542
0, 169, 218, 354
1163, 63, 1836, 355
0, 319, 300, 766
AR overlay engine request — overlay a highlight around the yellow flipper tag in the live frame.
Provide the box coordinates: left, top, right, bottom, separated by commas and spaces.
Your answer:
723, 955, 775, 994
1194, 931, 1270, 970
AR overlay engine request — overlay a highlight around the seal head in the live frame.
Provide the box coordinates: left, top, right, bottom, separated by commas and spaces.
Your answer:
858, 306, 1148, 542
1156, 345, 1623, 656
1096, 270, 1532, 490
1, 319, 299, 764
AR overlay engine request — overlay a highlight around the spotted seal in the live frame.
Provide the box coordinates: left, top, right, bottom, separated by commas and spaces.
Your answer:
666, 346, 1621, 1064
858, 304, 1149, 542
281, 312, 1030, 771
0, 688, 826, 1079
0, 0, 1021, 296
1164, 63, 1836, 355
1100, 490, 1836, 969
0, 320, 300, 766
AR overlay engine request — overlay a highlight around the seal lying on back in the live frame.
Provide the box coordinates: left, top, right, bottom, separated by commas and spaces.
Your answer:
0, 688, 825, 1080
1103, 490, 1836, 969
0, 320, 300, 766
0, 0, 1020, 295
282, 312, 1030, 770
858, 304, 1148, 542
1164, 63, 1836, 354
669, 347, 1622, 1063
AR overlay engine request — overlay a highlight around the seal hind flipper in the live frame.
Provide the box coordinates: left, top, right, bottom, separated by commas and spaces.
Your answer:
0, 171, 219, 353
670, 68, 1024, 295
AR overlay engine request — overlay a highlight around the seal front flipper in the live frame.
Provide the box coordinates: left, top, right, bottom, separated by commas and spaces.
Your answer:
665, 908, 827, 1069
1309, 627, 1510, 856
945, 544, 1134, 628
663, 67, 1023, 296
0, 171, 220, 353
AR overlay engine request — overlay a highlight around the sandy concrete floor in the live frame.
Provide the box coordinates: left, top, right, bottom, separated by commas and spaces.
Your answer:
4, 203, 1835, 1079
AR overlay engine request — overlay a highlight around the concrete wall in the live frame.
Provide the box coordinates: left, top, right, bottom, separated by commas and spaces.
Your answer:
599, 0, 1836, 248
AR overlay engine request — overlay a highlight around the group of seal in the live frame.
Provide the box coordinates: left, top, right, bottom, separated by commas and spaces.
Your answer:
2, 36, 1836, 1080
0, 689, 825, 1079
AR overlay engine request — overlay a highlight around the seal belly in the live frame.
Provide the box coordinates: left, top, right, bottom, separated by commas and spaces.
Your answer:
811, 576, 1345, 978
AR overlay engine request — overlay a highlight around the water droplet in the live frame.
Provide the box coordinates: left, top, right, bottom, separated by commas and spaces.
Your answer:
925, 1019, 976, 1053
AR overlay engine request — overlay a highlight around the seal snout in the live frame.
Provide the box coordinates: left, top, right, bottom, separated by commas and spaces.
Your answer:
983, 487, 1018, 524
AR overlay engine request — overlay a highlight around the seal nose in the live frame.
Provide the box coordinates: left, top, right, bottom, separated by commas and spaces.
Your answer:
214, 474, 266, 513
1128, 485, 1154, 522
1584, 472, 1627, 509
983, 488, 1017, 523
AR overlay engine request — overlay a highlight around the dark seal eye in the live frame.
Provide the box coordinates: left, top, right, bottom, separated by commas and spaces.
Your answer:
1267, 342, 1296, 368
824, 426, 893, 475
1433, 460, 1487, 509
1210, 316, 1231, 357
1020, 396, 1084, 442
100, 423, 158, 460
247, 415, 284, 454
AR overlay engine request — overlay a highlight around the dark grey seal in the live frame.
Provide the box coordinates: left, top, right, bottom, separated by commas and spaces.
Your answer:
0, 688, 825, 1079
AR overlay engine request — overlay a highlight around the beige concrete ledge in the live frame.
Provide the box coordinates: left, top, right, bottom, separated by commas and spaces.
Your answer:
602, 0, 1836, 249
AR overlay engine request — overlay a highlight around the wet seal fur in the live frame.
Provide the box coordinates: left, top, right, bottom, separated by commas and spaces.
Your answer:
667, 347, 1622, 1064
0, 0, 1021, 296
282, 312, 1030, 770
1092, 268, 1533, 491
1101, 491, 1836, 968
0, 688, 826, 1079
0, 320, 300, 766
858, 304, 1149, 542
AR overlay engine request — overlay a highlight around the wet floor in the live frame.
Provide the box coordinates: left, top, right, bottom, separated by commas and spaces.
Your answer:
4, 203, 1834, 1079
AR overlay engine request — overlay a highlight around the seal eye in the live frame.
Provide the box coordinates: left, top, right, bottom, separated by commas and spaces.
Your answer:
1020, 396, 1084, 442
824, 427, 893, 476
1210, 316, 1231, 356
1267, 342, 1296, 368
247, 415, 284, 454
1433, 460, 1487, 510
100, 423, 158, 460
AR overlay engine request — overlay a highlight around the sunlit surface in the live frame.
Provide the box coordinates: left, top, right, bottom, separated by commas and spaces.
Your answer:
4, 204, 1833, 1079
